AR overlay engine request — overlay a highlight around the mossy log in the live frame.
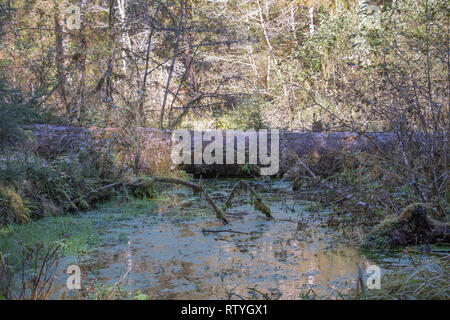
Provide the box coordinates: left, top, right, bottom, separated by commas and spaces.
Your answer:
225, 180, 272, 220
363, 203, 450, 248
125, 178, 273, 224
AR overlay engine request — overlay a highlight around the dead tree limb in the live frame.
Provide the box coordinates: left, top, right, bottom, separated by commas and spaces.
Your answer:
123, 177, 274, 224
149, 177, 228, 224
201, 229, 250, 234
225, 180, 273, 220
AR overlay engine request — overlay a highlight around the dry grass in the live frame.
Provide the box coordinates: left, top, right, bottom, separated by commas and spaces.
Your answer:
368, 254, 449, 300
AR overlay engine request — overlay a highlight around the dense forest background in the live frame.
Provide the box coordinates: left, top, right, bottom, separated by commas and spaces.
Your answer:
0, 0, 447, 131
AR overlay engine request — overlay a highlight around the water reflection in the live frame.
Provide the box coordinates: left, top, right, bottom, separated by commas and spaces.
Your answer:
52, 180, 370, 299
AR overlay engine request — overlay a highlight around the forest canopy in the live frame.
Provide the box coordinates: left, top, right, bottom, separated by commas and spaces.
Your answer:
0, 0, 446, 133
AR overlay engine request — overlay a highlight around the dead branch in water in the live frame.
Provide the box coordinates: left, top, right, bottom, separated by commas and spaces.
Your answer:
78, 176, 273, 225
134, 177, 229, 224
201, 229, 250, 234
150, 178, 274, 222
225, 180, 273, 220
148, 178, 273, 222
152, 177, 202, 192
148, 178, 274, 223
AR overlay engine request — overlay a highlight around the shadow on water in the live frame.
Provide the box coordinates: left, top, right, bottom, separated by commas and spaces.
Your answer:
51, 179, 375, 299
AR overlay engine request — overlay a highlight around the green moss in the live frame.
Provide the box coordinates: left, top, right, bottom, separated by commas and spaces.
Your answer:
362, 215, 398, 248
371, 215, 399, 236
0, 185, 30, 224
118, 232, 129, 243
254, 198, 272, 219
304, 201, 323, 213
75, 198, 90, 211
95, 198, 158, 220
0, 215, 99, 266
363, 203, 449, 249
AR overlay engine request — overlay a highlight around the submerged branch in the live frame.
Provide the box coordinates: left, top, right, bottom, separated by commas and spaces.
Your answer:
201, 229, 250, 234
149, 177, 228, 224
150, 178, 273, 223
225, 180, 273, 220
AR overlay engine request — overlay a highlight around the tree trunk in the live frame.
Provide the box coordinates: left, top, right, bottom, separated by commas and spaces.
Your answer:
54, 2, 68, 113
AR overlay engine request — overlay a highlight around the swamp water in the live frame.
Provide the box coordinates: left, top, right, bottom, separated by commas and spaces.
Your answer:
44, 179, 380, 299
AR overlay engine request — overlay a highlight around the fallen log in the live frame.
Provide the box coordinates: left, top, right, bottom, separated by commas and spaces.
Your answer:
201, 229, 250, 235
23, 125, 405, 177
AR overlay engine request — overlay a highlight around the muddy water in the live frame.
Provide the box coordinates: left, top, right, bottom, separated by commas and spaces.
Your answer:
54, 179, 373, 299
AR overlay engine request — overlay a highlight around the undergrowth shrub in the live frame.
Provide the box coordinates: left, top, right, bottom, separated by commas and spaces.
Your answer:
0, 79, 41, 146
288, 149, 448, 226
0, 135, 122, 225
97, 126, 185, 178
0, 242, 64, 300
0, 124, 182, 226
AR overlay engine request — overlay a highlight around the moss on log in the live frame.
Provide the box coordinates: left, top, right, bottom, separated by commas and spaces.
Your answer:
363, 203, 450, 248
225, 180, 272, 220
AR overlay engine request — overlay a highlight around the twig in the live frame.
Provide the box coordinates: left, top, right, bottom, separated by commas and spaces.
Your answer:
106, 268, 130, 300
201, 229, 250, 234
